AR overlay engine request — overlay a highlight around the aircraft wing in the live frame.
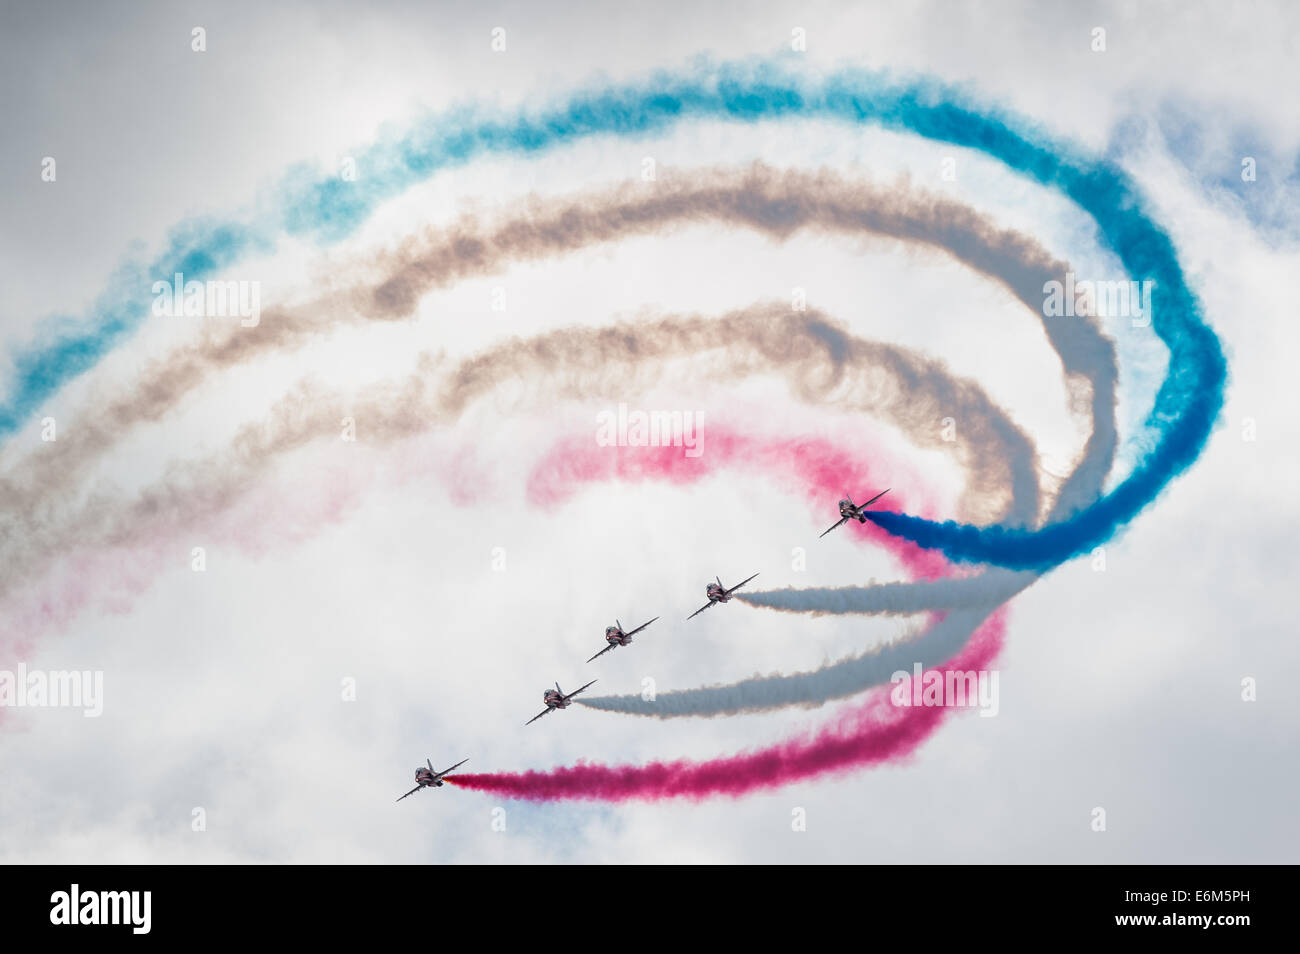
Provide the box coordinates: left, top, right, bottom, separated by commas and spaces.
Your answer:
565, 679, 598, 701
687, 600, 714, 620
525, 707, 553, 726
586, 643, 616, 663
819, 516, 850, 538
860, 488, 890, 508
725, 572, 760, 596
623, 616, 659, 637
434, 758, 469, 779
396, 785, 422, 802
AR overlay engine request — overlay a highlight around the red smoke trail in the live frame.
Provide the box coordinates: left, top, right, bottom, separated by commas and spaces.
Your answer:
526, 429, 953, 580
448, 609, 1003, 802
444, 428, 1002, 802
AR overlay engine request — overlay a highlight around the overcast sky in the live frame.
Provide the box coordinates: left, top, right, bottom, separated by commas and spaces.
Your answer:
1, 0, 1297, 863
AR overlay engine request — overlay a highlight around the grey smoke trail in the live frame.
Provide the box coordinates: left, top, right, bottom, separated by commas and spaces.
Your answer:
0, 306, 1034, 625
737, 575, 1027, 617
0, 163, 1077, 562
585, 607, 999, 718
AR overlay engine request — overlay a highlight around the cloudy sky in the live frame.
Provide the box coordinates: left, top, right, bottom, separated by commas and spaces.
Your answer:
1, 0, 1297, 863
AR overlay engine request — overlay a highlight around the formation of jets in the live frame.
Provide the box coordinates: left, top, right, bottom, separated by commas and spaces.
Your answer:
400, 489, 889, 799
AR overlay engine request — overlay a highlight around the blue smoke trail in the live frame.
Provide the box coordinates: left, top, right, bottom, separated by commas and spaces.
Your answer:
866, 270, 1225, 570
6, 61, 1226, 574
0, 219, 270, 437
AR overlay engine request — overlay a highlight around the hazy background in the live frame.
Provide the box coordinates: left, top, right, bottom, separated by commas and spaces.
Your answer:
1, 0, 1296, 863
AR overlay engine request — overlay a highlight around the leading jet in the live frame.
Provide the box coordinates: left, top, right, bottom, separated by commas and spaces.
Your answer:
687, 572, 760, 620
526, 680, 598, 725
396, 757, 469, 802
819, 489, 890, 538
586, 617, 660, 663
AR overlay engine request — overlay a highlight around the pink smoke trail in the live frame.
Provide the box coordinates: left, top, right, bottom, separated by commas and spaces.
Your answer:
527, 429, 953, 580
